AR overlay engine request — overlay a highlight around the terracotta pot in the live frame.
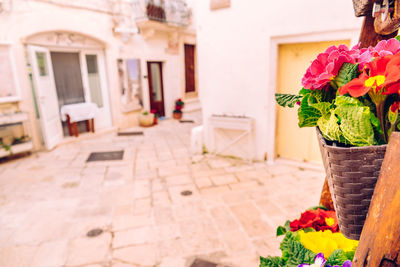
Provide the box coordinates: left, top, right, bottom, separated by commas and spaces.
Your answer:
316, 127, 387, 240
173, 112, 182, 120
139, 113, 155, 127
153, 116, 158, 125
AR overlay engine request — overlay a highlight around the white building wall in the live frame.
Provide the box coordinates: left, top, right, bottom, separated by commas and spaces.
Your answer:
0, 0, 196, 150
196, 0, 363, 161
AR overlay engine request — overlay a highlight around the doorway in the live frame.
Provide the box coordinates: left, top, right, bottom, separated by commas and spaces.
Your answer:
275, 40, 351, 163
51, 52, 88, 136
184, 44, 196, 93
147, 61, 165, 116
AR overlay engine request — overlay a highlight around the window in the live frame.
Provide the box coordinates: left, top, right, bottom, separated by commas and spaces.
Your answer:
35, 52, 48, 76
85, 55, 104, 108
0, 45, 20, 102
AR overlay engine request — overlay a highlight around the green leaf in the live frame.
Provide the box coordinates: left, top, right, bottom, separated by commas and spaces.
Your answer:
388, 109, 399, 124
297, 89, 336, 128
326, 249, 349, 266
259, 256, 284, 267
275, 93, 302, 108
335, 96, 377, 146
308, 205, 328, 211
397, 123, 400, 131
312, 102, 332, 117
276, 220, 292, 236
395, 35, 400, 42
284, 238, 317, 266
302, 227, 316, 233
335, 62, 360, 88
317, 110, 349, 144
276, 226, 287, 237
298, 94, 322, 127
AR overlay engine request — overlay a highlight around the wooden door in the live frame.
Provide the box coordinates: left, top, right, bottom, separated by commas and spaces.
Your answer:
28, 45, 63, 149
275, 40, 351, 163
147, 62, 165, 116
184, 44, 196, 93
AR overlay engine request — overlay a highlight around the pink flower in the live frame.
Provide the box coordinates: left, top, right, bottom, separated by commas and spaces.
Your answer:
302, 45, 358, 90
358, 39, 400, 68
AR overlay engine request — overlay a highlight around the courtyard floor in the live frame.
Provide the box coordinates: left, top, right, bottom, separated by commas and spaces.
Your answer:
0, 117, 325, 267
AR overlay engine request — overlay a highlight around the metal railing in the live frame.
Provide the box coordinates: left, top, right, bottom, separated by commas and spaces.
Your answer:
132, 0, 191, 27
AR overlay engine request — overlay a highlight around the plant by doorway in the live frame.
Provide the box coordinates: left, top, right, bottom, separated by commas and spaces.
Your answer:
173, 98, 184, 119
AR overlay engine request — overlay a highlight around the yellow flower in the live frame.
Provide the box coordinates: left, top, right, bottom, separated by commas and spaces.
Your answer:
325, 217, 335, 227
298, 230, 359, 258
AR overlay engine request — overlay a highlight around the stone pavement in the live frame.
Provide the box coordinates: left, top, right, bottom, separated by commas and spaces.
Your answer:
0, 117, 325, 267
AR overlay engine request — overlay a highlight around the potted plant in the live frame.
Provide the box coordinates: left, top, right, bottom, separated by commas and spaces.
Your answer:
138, 110, 155, 127
151, 109, 159, 125
173, 98, 184, 120
276, 38, 400, 240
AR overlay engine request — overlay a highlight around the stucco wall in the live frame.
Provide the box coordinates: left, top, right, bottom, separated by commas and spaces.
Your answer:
0, 0, 195, 150
196, 0, 363, 161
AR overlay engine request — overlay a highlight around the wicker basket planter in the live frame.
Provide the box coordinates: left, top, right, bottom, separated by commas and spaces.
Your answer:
316, 128, 387, 240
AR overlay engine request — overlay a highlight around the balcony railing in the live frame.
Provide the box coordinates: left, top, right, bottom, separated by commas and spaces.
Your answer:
132, 0, 191, 27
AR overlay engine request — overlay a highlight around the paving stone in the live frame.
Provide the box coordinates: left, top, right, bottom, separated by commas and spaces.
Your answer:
210, 206, 240, 232
113, 244, 157, 266
168, 184, 199, 203
158, 165, 190, 177
154, 206, 175, 224
112, 215, 152, 231
31, 240, 68, 267
113, 226, 154, 248
194, 176, 213, 188
66, 232, 111, 266
0, 246, 38, 267
0, 117, 326, 267
159, 257, 186, 267
230, 202, 274, 238
200, 186, 230, 195
210, 174, 238, 186
158, 238, 184, 258
165, 174, 193, 186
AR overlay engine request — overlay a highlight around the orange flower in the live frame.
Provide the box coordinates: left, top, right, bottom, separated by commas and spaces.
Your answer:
339, 54, 400, 97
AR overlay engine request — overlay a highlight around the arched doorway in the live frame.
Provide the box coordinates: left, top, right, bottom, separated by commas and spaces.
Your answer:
26, 31, 112, 149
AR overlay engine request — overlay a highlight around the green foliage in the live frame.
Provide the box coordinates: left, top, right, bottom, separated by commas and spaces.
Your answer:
298, 91, 323, 127
259, 256, 284, 267
325, 249, 356, 266
395, 35, 400, 42
308, 205, 328, 211
335, 96, 376, 146
275, 93, 303, 108
276, 220, 291, 237
284, 239, 316, 267
334, 63, 360, 88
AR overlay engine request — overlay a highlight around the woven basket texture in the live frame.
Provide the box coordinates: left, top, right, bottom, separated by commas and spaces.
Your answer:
352, 0, 374, 17
316, 128, 387, 240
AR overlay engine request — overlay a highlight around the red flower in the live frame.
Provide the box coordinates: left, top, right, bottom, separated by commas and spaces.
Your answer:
302, 45, 358, 90
339, 54, 400, 97
391, 101, 400, 112
289, 209, 339, 233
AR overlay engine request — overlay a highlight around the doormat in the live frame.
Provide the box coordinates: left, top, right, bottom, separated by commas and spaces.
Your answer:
179, 120, 195, 123
86, 151, 124, 162
117, 131, 144, 136
190, 259, 221, 267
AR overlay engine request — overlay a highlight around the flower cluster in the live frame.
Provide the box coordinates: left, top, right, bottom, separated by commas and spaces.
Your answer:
299, 253, 352, 267
290, 208, 339, 233
173, 98, 184, 114
276, 37, 400, 147
260, 208, 356, 267
299, 230, 358, 258
302, 44, 359, 90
